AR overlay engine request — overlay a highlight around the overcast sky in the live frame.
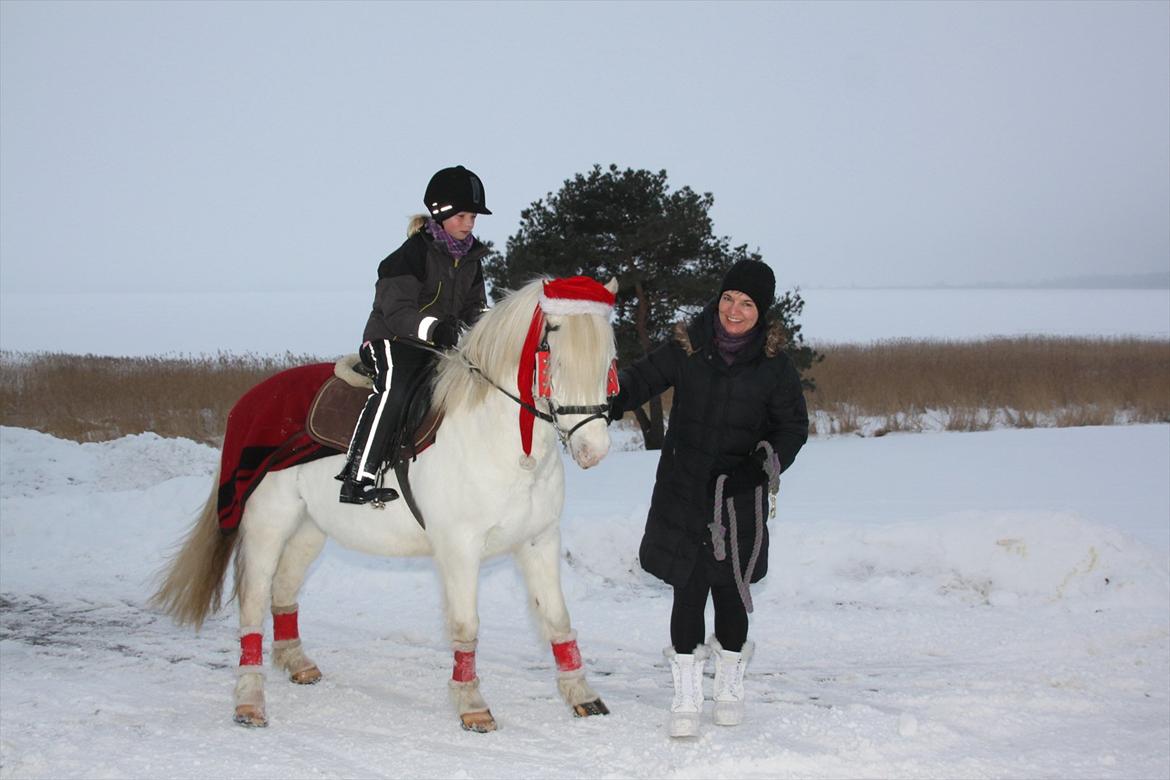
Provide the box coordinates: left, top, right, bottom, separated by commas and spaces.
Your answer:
1, 0, 1167, 295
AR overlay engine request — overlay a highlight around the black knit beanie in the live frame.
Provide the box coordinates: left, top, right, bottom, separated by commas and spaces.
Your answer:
719, 260, 775, 314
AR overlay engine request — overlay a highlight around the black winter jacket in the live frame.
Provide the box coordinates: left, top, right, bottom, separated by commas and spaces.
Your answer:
615, 302, 809, 588
362, 229, 489, 345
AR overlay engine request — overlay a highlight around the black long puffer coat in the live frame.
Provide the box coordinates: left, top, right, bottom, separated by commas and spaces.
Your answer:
615, 301, 809, 588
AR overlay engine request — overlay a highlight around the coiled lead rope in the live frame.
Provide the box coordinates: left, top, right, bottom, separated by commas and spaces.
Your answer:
708, 441, 781, 614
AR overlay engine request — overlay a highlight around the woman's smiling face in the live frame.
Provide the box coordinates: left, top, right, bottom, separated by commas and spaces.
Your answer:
717, 290, 759, 336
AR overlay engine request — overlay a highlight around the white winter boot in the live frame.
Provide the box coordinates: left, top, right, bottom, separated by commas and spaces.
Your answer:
665, 645, 709, 738
709, 635, 754, 726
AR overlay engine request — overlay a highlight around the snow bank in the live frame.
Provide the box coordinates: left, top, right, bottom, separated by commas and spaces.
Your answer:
2, 425, 1167, 779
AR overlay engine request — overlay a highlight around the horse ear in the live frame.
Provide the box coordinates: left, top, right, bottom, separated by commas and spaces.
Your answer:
604, 277, 618, 295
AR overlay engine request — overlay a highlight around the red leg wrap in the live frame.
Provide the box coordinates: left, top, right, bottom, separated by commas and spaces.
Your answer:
272, 610, 299, 642
552, 639, 582, 673
452, 650, 477, 683
239, 632, 263, 667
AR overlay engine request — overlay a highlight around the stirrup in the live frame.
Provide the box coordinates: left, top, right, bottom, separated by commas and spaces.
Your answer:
339, 480, 399, 506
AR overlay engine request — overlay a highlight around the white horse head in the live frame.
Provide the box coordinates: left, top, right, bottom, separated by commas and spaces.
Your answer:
433, 276, 618, 469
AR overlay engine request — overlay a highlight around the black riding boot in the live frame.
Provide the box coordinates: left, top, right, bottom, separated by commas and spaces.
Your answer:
338, 478, 398, 505
337, 339, 431, 505
337, 377, 401, 505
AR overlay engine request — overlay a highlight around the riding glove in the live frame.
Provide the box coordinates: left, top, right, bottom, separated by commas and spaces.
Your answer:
430, 318, 460, 349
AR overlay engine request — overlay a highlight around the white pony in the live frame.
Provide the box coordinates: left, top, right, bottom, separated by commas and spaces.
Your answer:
152, 276, 619, 732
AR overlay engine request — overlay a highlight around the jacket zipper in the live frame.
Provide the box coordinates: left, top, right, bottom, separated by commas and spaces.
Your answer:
420, 281, 442, 313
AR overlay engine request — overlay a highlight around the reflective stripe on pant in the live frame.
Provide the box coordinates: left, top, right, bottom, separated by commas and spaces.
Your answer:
348, 340, 395, 481
344, 340, 436, 483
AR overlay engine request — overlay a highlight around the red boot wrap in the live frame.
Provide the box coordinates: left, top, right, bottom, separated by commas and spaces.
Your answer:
239, 632, 263, 668
552, 638, 582, 673
452, 649, 477, 683
272, 609, 299, 643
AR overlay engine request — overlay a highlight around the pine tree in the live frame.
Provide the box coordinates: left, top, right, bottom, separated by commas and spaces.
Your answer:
484, 164, 821, 449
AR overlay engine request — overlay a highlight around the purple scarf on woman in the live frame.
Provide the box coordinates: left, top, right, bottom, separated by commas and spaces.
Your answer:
426, 219, 475, 260
713, 317, 758, 365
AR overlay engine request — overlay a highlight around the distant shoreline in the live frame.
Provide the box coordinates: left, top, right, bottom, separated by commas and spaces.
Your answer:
798, 271, 1170, 291
1, 287, 1167, 355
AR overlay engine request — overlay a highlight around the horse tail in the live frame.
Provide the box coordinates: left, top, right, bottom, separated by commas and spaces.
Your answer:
149, 469, 238, 630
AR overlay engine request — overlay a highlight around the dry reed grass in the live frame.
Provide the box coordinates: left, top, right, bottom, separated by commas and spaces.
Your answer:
805, 336, 1170, 435
2, 337, 1167, 445
0, 351, 321, 445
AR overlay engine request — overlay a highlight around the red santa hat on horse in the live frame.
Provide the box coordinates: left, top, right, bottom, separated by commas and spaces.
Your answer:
539, 276, 617, 317
518, 276, 618, 456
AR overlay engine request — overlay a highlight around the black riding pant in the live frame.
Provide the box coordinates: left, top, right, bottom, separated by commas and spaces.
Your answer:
345, 339, 434, 482
670, 546, 749, 654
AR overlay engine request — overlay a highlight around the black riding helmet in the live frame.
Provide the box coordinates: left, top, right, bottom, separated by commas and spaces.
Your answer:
424, 165, 492, 223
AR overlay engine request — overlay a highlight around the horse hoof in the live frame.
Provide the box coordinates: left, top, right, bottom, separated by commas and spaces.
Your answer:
233, 705, 268, 728
460, 709, 497, 732
290, 666, 322, 685
573, 699, 610, 717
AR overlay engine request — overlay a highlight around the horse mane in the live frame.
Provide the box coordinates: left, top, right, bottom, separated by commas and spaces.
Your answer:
432, 277, 615, 417
432, 280, 543, 415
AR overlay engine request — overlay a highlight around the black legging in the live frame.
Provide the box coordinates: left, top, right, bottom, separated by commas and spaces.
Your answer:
670, 549, 748, 654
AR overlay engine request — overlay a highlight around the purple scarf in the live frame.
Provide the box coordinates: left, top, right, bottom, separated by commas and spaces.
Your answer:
426, 219, 475, 260
713, 317, 757, 365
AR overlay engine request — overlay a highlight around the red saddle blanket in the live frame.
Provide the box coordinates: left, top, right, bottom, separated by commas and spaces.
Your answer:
216, 363, 339, 534
215, 362, 444, 535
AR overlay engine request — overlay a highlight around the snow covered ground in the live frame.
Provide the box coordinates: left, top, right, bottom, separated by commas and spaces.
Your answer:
1, 423, 1167, 779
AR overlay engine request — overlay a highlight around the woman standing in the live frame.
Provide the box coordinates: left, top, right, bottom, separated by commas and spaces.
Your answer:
610, 259, 809, 737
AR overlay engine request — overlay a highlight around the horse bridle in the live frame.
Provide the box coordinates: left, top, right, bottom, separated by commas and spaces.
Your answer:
463, 323, 617, 446
535, 324, 619, 444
